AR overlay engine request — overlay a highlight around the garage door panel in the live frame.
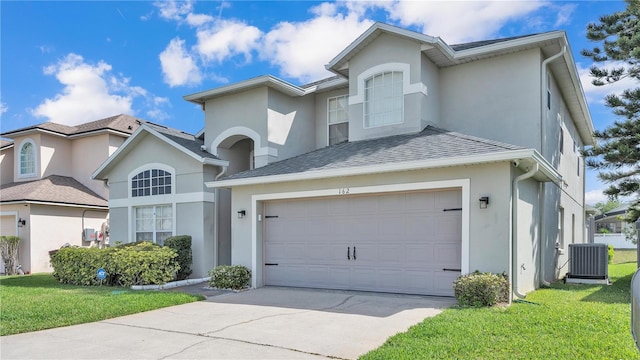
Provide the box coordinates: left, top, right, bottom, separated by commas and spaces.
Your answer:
434, 216, 462, 241
405, 215, 436, 239
351, 268, 378, 289
351, 217, 380, 240
406, 192, 436, 211
264, 189, 461, 296
327, 267, 351, 289
433, 244, 461, 267
435, 190, 462, 208
328, 217, 353, 239
352, 196, 379, 214
404, 271, 434, 293
378, 193, 406, 213
405, 244, 434, 265
327, 197, 351, 215
379, 216, 406, 237
266, 265, 306, 286
434, 271, 461, 296
376, 269, 404, 291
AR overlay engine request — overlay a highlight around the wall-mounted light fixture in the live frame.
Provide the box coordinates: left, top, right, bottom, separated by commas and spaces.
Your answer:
237, 210, 246, 219
479, 196, 490, 209
18, 218, 26, 227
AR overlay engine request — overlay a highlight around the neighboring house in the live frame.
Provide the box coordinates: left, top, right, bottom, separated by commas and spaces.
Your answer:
0, 114, 142, 273
95, 23, 593, 299
594, 203, 635, 249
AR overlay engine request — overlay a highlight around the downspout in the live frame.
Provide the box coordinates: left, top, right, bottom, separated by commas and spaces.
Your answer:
213, 165, 227, 267
512, 163, 539, 300
539, 45, 566, 287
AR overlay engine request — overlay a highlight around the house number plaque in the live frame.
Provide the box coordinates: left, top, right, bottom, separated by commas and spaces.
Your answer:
338, 188, 350, 195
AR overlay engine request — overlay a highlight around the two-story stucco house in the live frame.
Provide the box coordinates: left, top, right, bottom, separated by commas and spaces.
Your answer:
0, 114, 143, 273
94, 23, 593, 299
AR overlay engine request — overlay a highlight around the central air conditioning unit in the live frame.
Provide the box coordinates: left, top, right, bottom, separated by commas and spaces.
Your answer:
566, 243, 609, 284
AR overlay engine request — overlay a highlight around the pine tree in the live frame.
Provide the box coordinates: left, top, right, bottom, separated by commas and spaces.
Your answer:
582, 0, 640, 222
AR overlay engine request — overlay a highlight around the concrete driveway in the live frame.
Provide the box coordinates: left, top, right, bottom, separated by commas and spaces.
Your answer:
1, 287, 455, 360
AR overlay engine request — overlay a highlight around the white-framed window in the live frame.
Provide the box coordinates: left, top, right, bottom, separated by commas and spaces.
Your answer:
328, 95, 349, 145
364, 71, 403, 128
18, 139, 36, 177
131, 169, 172, 197
135, 205, 173, 245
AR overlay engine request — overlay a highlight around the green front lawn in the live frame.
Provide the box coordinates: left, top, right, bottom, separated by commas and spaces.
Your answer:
362, 250, 639, 359
0, 274, 202, 336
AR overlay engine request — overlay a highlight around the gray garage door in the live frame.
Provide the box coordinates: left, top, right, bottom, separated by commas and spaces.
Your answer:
264, 189, 462, 296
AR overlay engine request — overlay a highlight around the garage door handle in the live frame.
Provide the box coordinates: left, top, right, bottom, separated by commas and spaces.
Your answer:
443, 268, 461, 272
347, 247, 351, 260
353, 246, 356, 260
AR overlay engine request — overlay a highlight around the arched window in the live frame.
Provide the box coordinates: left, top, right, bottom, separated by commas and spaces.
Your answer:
364, 71, 403, 128
19, 139, 36, 177
131, 169, 172, 197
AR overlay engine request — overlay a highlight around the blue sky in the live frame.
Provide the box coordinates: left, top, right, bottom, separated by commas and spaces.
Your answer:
0, 1, 630, 204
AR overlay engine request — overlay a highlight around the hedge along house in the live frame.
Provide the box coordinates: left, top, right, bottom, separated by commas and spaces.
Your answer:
182, 23, 593, 299
91, 122, 229, 277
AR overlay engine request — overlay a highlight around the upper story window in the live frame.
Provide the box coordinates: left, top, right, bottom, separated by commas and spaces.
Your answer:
328, 95, 349, 145
19, 139, 36, 177
131, 169, 172, 197
364, 71, 403, 128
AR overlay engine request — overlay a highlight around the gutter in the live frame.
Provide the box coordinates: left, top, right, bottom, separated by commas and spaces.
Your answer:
511, 163, 539, 301
539, 45, 566, 288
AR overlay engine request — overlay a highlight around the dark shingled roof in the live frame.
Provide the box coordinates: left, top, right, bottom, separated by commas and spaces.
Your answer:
1, 114, 143, 138
450, 33, 541, 51
223, 126, 523, 181
145, 123, 222, 162
0, 175, 107, 207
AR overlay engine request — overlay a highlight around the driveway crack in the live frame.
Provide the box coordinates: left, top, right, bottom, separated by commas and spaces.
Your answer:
205, 309, 310, 335
101, 321, 346, 359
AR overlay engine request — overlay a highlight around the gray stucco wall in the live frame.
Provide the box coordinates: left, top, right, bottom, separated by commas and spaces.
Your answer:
440, 48, 542, 151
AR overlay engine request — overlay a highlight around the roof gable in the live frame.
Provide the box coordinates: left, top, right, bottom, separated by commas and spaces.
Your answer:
92, 123, 228, 180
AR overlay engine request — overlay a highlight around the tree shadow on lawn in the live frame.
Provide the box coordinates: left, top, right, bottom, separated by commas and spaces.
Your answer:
579, 273, 633, 304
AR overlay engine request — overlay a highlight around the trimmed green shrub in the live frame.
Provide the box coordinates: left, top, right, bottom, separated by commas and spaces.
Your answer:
608, 245, 614, 264
50, 242, 179, 287
453, 271, 510, 307
164, 235, 192, 280
50, 247, 114, 286
209, 265, 251, 290
110, 243, 179, 287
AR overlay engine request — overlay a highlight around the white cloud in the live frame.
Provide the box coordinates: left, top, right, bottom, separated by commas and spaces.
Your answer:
553, 3, 577, 27
262, 10, 374, 82
578, 62, 637, 104
154, 0, 194, 22
195, 19, 262, 63
159, 37, 202, 87
32, 53, 170, 125
0, 102, 7, 114
379, 0, 545, 44
32, 54, 134, 125
585, 189, 610, 205
186, 13, 214, 27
